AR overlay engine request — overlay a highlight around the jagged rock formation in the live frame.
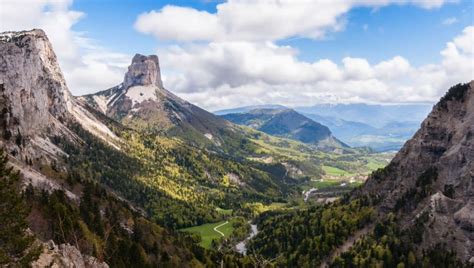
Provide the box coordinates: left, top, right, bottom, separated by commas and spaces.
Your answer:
221, 108, 347, 149
356, 82, 474, 261
80, 53, 236, 147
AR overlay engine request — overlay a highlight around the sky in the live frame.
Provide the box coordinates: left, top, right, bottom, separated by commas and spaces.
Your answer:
0, 0, 473, 111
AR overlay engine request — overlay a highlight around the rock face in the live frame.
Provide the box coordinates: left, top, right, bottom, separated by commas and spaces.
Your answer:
80, 53, 236, 147
0, 29, 119, 160
0, 29, 120, 198
356, 82, 474, 261
0, 30, 72, 146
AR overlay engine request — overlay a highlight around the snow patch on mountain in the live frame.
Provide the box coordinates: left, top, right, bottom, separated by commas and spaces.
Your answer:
125, 85, 158, 106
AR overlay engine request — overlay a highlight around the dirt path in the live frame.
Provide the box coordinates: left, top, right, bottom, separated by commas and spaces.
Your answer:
319, 224, 373, 268
214, 221, 229, 237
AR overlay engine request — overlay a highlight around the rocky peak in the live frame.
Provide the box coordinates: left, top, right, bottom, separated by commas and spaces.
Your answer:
123, 54, 163, 89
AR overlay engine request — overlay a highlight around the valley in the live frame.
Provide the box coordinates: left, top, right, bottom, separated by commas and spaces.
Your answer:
0, 28, 471, 268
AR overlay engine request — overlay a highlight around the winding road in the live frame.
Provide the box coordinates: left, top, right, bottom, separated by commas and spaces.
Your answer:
213, 221, 229, 237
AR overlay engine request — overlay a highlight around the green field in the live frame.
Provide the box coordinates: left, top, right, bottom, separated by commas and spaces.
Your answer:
216, 207, 233, 215
180, 220, 234, 249
322, 165, 352, 176
365, 159, 386, 170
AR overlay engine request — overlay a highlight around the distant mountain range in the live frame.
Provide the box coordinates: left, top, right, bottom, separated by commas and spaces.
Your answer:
216, 103, 433, 151
295, 103, 432, 128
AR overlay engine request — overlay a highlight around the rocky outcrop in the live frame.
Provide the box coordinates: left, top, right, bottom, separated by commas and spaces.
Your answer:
0, 29, 120, 163
32, 241, 108, 268
356, 82, 474, 261
123, 54, 162, 89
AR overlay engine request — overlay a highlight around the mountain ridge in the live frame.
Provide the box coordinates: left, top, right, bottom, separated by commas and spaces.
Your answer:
221, 108, 347, 150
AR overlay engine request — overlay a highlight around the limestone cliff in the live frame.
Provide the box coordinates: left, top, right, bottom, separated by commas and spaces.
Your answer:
0, 29, 119, 164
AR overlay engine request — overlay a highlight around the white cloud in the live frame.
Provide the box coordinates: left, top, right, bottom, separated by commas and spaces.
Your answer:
343, 58, 373, 80
135, 0, 456, 42
0, 0, 129, 95
159, 26, 473, 111
442, 17, 459, 25
135, 6, 221, 42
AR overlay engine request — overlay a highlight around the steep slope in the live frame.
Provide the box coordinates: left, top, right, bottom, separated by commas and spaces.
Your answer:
354, 81, 474, 261
80, 54, 239, 149
221, 108, 346, 148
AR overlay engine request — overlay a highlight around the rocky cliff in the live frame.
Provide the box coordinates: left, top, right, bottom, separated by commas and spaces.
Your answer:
0, 29, 119, 162
0, 29, 123, 268
356, 81, 474, 261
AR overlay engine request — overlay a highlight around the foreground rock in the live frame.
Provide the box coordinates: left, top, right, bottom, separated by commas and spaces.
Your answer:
32, 241, 108, 268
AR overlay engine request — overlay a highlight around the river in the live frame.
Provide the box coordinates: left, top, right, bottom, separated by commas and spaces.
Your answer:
235, 223, 258, 255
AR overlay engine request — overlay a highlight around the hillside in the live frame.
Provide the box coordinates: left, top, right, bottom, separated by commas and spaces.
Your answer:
221, 108, 346, 149
353, 82, 474, 260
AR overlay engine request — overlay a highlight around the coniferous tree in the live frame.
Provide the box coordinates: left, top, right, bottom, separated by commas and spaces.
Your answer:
0, 149, 40, 265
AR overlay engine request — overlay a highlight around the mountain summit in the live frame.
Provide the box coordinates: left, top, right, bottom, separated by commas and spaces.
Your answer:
124, 54, 163, 89
80, 53, 240, 148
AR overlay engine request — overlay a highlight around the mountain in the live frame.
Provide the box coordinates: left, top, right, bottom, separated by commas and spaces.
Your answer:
303, 113, 421, 151
1, 29, 429, 267
354, 82, 474, 260
246, 82, 474, 266
221, 108, 347, 149
217, 105, 426, 152
0, 29, 120, 171
295, 103, 432, 128
0, 29, 226, 266
214, 104, 287, 115
79, 54, 239, 150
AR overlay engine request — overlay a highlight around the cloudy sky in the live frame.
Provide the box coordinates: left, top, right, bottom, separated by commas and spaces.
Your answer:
0, 0, 473, 111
